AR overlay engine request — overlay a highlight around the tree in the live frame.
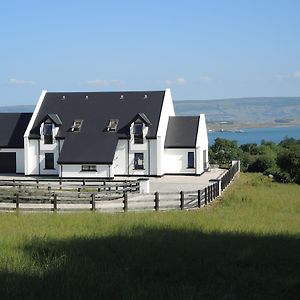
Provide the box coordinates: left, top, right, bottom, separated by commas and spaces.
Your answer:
209, 138, 241, 167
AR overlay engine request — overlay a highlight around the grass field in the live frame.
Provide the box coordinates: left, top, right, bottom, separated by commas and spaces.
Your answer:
0, 173, 299, 299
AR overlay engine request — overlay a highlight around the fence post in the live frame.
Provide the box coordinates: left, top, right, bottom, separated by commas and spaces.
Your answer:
13, 179, 15, 189
204, 187, 208, 205
213, 183, 217, 200
36, 179, 39, 189
48, 184, 51, 193
154, 192, 159, 211
180, 191, 184, 210
123, 192, 128, 212
15, 193, 19, 210
197, 190, 201, 208
53, 194, 57, 211
59, 178, 62, 190
91, 194, 96, 211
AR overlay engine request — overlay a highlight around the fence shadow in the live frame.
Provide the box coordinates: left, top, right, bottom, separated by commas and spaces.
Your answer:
0, 227, 299, 299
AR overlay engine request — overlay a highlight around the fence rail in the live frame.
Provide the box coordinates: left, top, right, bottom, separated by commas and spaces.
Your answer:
0, 162, 239, 212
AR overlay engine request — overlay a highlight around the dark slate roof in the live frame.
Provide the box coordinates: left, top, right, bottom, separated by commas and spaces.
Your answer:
29, 91, 165, 164
164, 116, 200, 148
0, 113, 32, 148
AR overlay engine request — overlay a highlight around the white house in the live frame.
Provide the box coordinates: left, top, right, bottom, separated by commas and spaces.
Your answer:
0, 89, 208, 178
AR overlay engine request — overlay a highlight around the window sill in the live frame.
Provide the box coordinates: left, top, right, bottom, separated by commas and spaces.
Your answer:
187, 167, 195, 169
44, 168, 56, 170
80, 170, 98, 172
134, 168, 145, 170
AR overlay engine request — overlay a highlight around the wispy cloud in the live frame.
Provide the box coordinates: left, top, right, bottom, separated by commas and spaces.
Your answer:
293, 71, 300, 78
199, 75, 212, 82
276, 71, 300, 81
9, 78, 35, 86
164, 77, 187, 86
86, 79, 124, 87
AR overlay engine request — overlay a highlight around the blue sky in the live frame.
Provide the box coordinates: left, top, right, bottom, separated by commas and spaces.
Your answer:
1, 0, 300, 105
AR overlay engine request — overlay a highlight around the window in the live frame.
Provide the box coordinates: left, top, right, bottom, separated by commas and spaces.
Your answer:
71, 120, 83, 132
43, 123, 53, 144
133, 121, 143, 144
107, 119, 119, 132
45, 153, 54, 169
134, 153, 144, 170
81, 165, 97, 172
188, 152, 195, 168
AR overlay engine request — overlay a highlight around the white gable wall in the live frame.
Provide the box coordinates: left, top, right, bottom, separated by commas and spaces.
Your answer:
195, 114, 209, 174
24, 90, 47, 175
156, 88, 175, 175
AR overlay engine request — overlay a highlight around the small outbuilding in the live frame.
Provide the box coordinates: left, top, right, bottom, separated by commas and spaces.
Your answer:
0, 113, 32, 173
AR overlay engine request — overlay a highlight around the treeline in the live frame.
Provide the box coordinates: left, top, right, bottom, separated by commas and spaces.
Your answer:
209, 138, 300, 184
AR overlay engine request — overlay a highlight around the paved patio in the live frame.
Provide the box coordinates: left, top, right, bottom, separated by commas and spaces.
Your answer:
148, 168, 226, 193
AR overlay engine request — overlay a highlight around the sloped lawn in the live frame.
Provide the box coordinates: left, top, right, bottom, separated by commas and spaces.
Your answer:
0, 173, 299, 299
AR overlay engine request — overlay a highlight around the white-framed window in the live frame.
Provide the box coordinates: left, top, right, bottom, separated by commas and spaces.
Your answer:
133, 121, 143, 144
71, 120, 83, 132
107, 119, 119, 132
45, 153, 55, 169
134, 153, 144, 169
43, 123, 53, 144
81, 165, 97, 172
188, 152, 195, 168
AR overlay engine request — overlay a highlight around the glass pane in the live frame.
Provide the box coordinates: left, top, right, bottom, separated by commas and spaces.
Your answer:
45, 153, 54, 169
188, 152, 194, 168
134, 123, 143, 135
43, 124, 52, 135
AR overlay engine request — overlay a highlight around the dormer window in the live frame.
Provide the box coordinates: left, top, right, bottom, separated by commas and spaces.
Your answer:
43, 123, 53, 144
134, 120, 143, 144
107, 119, 119, 132
71, 120, 83, 132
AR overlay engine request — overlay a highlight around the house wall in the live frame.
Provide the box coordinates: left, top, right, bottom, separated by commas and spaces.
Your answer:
25, 139, 39, 175
127, 123, 149, 176
113, 140, 127, 175
164, 148, 196, 174
24, 90, 47, 175
39, 124, 60, 175
60, 164, 112, 178
0, 148, 24, 173
156, 88, 175, 175
195, 114, 209, 174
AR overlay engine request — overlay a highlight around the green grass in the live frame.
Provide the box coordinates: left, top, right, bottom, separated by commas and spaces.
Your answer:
0, 173, 299, 299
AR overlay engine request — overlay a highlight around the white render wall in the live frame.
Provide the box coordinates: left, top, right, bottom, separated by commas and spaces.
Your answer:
164, 148, 196, 174
113, 140, 128, 175
60, 164, 112, 178
0, 148, 24, 173
39, 124, 60, 175
195, 114, 209, 174
24, 90, 47, 175
25, 140, 39, 175
156, 88, 175, 175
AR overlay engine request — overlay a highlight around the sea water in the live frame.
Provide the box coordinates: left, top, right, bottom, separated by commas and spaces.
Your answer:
208, 126, 300, 145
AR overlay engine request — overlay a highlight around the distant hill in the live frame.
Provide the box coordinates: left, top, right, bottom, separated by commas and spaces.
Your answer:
0, 105, 35, 113
174, 97, 300, 129
1, 97, 300, 129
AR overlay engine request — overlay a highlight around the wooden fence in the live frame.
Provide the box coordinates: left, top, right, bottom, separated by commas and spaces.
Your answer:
0, 162, 239, 212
